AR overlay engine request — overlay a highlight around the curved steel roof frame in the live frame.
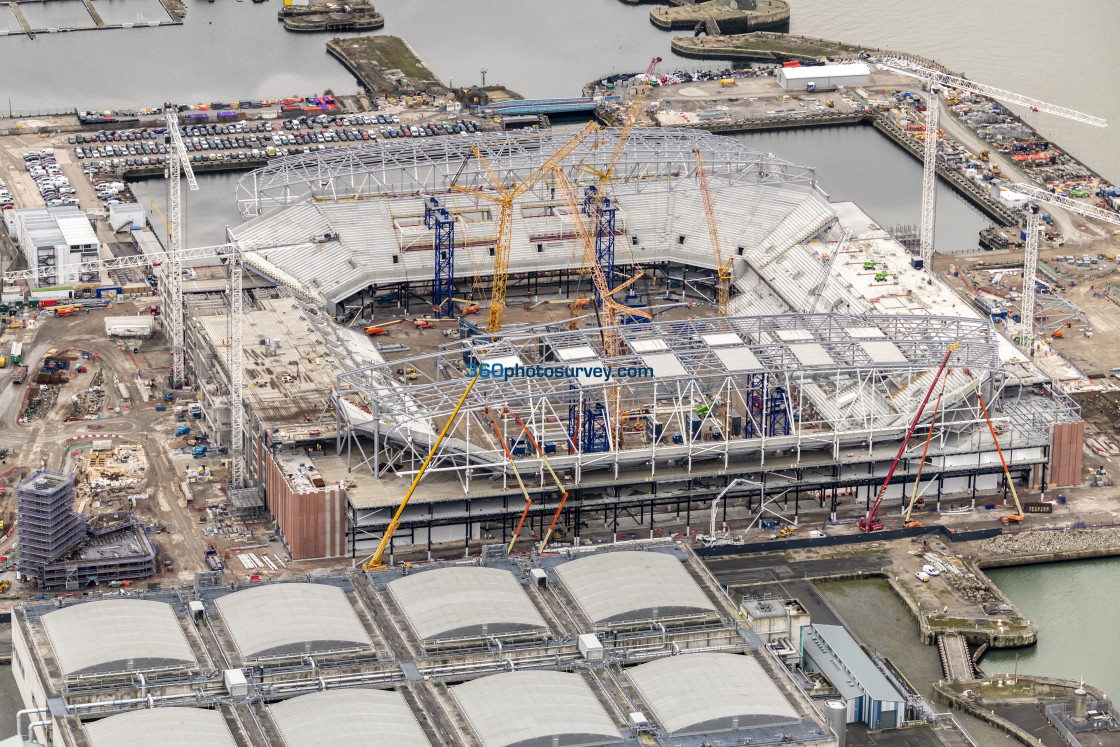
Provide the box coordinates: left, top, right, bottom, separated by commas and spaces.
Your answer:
236, 128, 817, 218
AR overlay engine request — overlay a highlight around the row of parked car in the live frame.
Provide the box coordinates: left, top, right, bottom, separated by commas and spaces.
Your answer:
282, 113, 481, 140
24, 149, 81, 208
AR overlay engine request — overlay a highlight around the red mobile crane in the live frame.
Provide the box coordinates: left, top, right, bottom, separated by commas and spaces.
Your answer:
860, 343, 958, 532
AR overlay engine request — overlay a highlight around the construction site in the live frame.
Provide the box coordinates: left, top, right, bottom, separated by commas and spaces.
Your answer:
4, 52, 1120, 747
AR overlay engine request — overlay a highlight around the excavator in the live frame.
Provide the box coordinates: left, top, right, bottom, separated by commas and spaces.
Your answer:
364, 319, 403, 336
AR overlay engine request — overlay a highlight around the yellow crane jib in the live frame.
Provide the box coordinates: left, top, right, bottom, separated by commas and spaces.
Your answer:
362, 373, 480, 571
449, 123, 600, 334
694, 150, 732, 316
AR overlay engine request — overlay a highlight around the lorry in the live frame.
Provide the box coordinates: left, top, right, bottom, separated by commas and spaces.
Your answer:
10, 342, 21, 365
11, 366, 27, 384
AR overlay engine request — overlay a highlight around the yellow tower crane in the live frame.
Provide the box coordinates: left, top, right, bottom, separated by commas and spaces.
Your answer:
551, 166, 651, 449
451, 122, 600, 333
694, 149, 732, 316
579, 87, 648, 275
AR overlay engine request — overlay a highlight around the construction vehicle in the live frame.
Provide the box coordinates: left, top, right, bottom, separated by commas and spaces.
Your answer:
550, 167, 652, 450
502, 406, 570, 550
694, 150, 732, 316
874, 57, 1105, 272
874, 271, 889, 282
451, 122, 599, 333
965, 371, 1027, 525
863, 261, 877, 270
719, 78, 736, 87
0, 580, 10, 594
777, 526, 795, 538
396, 367, 418, 382
11, 367, 27, 385
980, 149, 990, 162
861, 342, 959, 532
460, 302, 480, 315
176, 425, 191, 437
362, 374, 479, 570
805, 228, 850, 313
413, 319, 434, 329
364, 319, 403, 336
192, 445, 208, 458
1010, 184, 1120, 343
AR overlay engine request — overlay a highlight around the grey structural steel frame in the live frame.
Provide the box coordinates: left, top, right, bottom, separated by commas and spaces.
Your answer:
331, 313, 1077, 496
235, 128, 819, 218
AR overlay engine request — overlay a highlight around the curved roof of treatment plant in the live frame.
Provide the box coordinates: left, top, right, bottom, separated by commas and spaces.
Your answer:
387, 566, 548, 641
41, 599, 195, 676
553, 551, 717, 625
452, 670, 622, 747
84, 707, 237, 747
268, 689, 431, 747
214, 583, 372, 659
626, 652, 799, 736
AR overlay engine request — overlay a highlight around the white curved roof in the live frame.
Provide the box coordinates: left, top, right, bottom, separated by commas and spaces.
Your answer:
41, 599, 194, 676
214, 583, 372, 659
553, 551, 717, 625
268, 689, 431, 747
627, 653, 798, 735
84, 707, 237, 747
387, 567, 548, 641
452, 671, 622, 747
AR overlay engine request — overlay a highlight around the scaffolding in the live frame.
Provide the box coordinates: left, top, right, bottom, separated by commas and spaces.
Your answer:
16, 471, 156, 590
17, 472, 87, 584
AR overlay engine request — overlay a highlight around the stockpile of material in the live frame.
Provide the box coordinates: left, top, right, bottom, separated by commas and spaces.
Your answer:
981, 527, 1120, 555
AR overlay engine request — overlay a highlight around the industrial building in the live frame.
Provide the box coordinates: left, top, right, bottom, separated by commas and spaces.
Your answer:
15, 471, 157, 590
174, 128, 1084, 561
776, 63, 872, 91
1, 206, 100, 287
10, 544, 839, 746
801, 624, 910, 730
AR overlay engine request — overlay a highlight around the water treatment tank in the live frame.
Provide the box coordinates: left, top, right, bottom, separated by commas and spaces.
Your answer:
824, 700, 847, 747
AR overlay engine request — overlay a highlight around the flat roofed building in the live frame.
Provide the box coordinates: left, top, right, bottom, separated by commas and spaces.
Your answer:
553, 550, 716, 625
41, 599, 194, 676
84, 707, 237, 747
214, 583, 372, 660
626, 652, 798, 736
801, 624, 907, 730
452, 670, 622, 747
776, 63, 872, 90
268, 689, 431, 747
387, 567, 548, 643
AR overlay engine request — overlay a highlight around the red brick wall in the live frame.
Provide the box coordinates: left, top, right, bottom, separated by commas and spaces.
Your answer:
262, 449, 346, 560
1048, 420, 1084, 488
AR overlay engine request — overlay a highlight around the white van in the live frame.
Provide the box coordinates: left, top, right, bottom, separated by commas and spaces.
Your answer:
809, 530, 827, 539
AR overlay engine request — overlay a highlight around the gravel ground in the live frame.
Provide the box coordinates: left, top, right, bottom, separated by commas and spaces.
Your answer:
980, 528, 1120, 554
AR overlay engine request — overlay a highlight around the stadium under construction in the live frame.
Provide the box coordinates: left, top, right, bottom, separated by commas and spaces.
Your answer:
165, 126, 1086, 561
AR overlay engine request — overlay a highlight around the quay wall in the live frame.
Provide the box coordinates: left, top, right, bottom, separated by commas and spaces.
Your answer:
651, 4, 790, 34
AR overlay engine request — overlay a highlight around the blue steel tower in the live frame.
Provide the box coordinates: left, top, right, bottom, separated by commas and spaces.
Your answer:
424, 196, 456, 318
